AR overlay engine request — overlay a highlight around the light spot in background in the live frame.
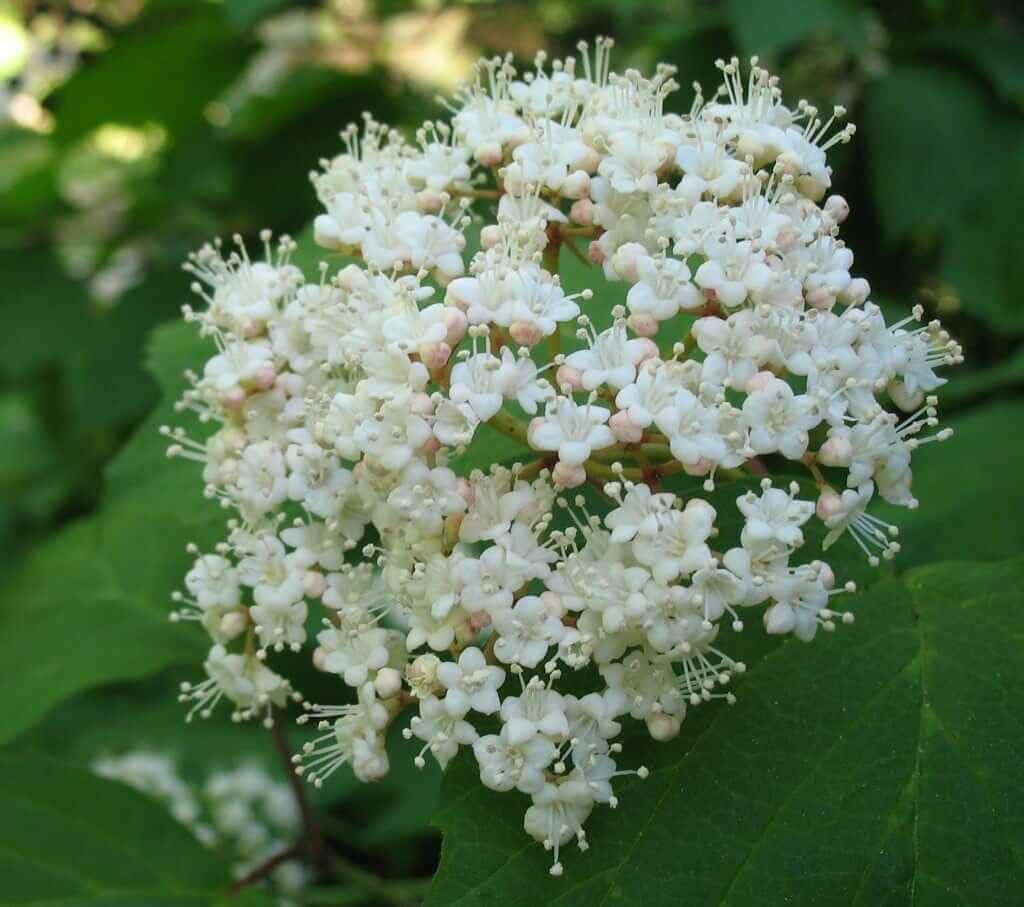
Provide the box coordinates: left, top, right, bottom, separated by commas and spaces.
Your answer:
0, 14, 28, 78
91, 122, 167, 161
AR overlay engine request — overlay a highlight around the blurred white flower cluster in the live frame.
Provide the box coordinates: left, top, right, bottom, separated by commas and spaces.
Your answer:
92, 751, 307, 897
167, 43, 961, 875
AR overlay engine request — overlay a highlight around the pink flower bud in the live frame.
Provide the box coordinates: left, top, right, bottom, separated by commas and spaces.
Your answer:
219, 387, 247, 410
816, 488, 843, 521
420, 342, 452, 370
249, 366, 276, 391
805, 287, 835, 310
818, 437, 851, 467
646, 712, 681, 742
682, 457, 713, 477
562, 170, 591, 199
588, 240, 605, 264
443, 307, 468, 345
410, 392, 434, 416
634, 337, 660, 364
552, 461, 587, 488
416, 189, 444, 213
474, 142, 503, 167
612, 242, 646, 282
610, 410, 643, 443
509, 320, 544, 346
627, 313, 659, 337
421, 435, 441, 454
745, 370, 776, 393
468, 612, 492, 633
555, 364, 584, 391
455, 478, 475, 505
570, 198, 594, 225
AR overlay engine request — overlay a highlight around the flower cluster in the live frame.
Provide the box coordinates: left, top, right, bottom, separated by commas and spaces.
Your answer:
93, 751, 307, 896
168, 44, 961, 875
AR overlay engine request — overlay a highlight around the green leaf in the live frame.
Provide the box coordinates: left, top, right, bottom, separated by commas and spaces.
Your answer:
940, 347, 1024, 406
53, 6, 248, 147
428, 555, 1024, 906
725, 0, 874, 59
0, 322, 224, 744
0, 751, 274, 906
877, 398, 1024, 567
864, 65, 1007, 244
926, 27, 1024, 107
939, 163, 1024, 336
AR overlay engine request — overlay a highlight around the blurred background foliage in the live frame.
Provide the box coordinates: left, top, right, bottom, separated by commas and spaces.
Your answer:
1, 0, 1022, 898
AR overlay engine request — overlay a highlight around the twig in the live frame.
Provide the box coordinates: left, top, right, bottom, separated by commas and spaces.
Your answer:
269, 718, 325, 867
228, 843, 301, 895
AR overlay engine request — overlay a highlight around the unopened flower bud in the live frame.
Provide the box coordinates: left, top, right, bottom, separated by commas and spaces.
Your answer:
816, 488, 843, 521
303, 570, 326, 599
474, 142, 503, 167
312, 646, 329, 672
745, 370, 776, 393
570, 198, 594, 225
443, 307, 468, 345
219, 611, 247, 641
552, 461, 587, 488
509, 320, 545, 346
610, 410, 643, 443
627, 313, 659, 336
647, 712, 681, 741
562, 170, 591, 199
421, 342, 452, 370
374, 667, 403, 699
555, 364, 583, 391
818, 437, 852, 467
824, 194, 849, 224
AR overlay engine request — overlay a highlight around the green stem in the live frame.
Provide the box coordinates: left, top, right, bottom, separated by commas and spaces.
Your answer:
487, 410, 531, 447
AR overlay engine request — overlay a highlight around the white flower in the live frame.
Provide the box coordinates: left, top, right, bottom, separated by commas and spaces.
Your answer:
492, 595, 566, 668
473, 727, 557, 794
742, 377, 820, 459
632, 499, 716, 584
168, 47, 962, 877
436, 646, 506, 716
737, 481, 815, 550
523, 775, 595, 876
605, 483, 676, 543
407, 695, 479, 769
565, 322, 651, 391
528, 396, 615, 466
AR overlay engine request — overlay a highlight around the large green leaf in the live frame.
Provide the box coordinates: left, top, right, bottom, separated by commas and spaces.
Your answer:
53, 6, 249, 147
864, 65, 1007, 245
878, 399, 1024, 567
0, 752, 273, 906
0, 322, 223, 744
427, 555, 1024, 906
726, 0, 874, 58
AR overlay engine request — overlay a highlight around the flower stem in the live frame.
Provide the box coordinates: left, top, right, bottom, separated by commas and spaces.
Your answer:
487, 410, 531, 446
269, 717, 325, 868
228, 843, 301, 895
